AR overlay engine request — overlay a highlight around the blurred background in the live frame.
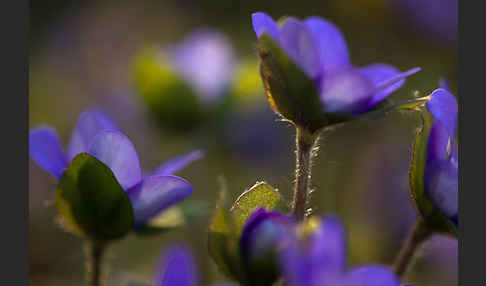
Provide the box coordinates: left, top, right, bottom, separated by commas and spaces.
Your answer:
29, 0, 457, 285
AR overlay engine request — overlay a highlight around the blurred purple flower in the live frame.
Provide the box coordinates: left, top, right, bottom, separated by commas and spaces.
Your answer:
154, 245, 236, 286
168, 30, 235, 104
252, 12, 420, 115
29, 108, 203, 226
240, 208, 294, 261
424, 85, 458, 226
239, 208, 295, 285
392, 0, 458, 45
281, 216, 403, 286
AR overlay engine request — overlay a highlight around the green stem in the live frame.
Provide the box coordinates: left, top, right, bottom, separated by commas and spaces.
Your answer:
291, 127, 318, 221
393, 219, 432, 278
85, 241, 106, 286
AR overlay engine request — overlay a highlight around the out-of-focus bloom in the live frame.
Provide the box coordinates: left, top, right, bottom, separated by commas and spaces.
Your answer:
423, 86, 458, 226
133, 30, 235, 130
281, 216, 402, 286
252, 12, 420, 131
154, 245, 237, 286
239, 208, 295, 286
29, 108, 202, 226
168, 31, 235, 104
392, 0, 458, 46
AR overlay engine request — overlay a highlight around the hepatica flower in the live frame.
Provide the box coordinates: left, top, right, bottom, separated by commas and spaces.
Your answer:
425, 86, 458, 225
410, 83, 458, 235
154, 245, 236, 286
134, 30, 235, 130
29, 109, 202, 235
239, 208, 295, 285
252, 12, 420, 131
168, 31, 235, 104
281, 216, 403, 286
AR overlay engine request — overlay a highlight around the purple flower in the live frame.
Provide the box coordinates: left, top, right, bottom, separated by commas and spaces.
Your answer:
168, 30, 235, 104
281, 216, 402, 286
239, 208, 295, 285
29, 108, 203, 226
252, 12, 420, 115
424, 85, 458, 226
154, 245, 236, 286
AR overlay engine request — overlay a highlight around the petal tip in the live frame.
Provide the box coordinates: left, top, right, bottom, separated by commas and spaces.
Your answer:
29, 126, 67, 179
252, 12, 279, 40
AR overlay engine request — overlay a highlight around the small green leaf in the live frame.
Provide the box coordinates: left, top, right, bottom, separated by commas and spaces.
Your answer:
56, 153, 134, 241
409, 112, 457, 237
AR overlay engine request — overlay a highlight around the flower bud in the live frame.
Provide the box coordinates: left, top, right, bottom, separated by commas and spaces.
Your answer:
239, 208, 294, 286
410, 86, 458, 236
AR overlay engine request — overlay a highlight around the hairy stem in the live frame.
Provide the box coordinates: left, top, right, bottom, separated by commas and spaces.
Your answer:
291, 127, 318, 221
393, 219, 432, 278
85, 241, 106, 286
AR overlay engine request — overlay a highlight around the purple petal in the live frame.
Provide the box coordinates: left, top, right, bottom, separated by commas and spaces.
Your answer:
309, 216, 347, 279
426, 88, 458, 137
240, 208, 267, 241
252, 12, 280, 41
359, 64, 409, 107
153, 150, 204, 176
344, 265, 401, 286
88, 131, 142, 190
280, 233, 311, 286
127, 175, 193, 226
155, 245, 197, 286
425, 154, 458, 224
240, 208, 294, 263
67, 109, 119, 160
372, 67, 420, 94
280, 18, 321, 79
304, 17, 350, 72
427, 121, 451, 163
320, 68, 375, 114
170, 31, 235, 102
29, 127, 68, 179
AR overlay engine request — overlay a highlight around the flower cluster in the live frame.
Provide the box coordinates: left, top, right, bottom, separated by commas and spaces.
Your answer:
29, 9, 458, 286
211, 206, 404, 286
